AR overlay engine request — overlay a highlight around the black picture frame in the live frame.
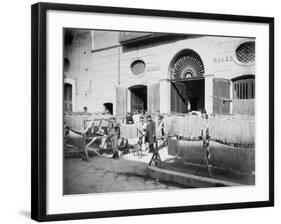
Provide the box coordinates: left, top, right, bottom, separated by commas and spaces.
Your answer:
31, 2, 274, 222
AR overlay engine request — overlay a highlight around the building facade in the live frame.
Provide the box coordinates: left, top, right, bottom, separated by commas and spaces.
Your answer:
64, 29, 255, 116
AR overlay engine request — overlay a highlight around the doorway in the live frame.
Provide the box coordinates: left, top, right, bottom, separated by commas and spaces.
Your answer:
171, 78, 205, 113
129, 85, 147, 113
169, 49, 205, 113
185, 79, 205, 111
103, 103, 113, 115
64, 83, 72, 112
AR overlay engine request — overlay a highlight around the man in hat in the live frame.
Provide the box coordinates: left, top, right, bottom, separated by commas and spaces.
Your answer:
146, 115, 156, 153
146, 114, 161, 166
108, 117, 120, 159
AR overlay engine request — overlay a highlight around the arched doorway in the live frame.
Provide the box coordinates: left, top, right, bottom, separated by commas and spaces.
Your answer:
103, 102, 113, 115
169, 49, 205, 113
129, 85, 147, 113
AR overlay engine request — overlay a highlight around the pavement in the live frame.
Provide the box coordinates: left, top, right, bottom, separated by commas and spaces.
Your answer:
63, 148, 185, 195
64, 143, 253, 195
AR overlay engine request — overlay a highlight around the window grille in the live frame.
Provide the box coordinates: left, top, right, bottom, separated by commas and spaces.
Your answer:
131, 60, 146, 76
171, 55, 204, 79
233, 77, 255, 99
235, 41, 255, 64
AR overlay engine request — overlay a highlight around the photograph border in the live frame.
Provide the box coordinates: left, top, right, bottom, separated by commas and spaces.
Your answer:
31, 2, 274, 222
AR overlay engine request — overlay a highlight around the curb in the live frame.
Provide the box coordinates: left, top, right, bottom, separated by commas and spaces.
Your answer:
147, 166, 241, 188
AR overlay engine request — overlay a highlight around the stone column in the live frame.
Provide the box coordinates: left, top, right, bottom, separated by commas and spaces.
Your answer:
204, 74, 214, 114
127, 89, 131, 113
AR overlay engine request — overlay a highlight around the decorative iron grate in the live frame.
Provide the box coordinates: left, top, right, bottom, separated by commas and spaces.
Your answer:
131, 60, 146, 76
236, 41, 255, 64
171, 55, 204, 79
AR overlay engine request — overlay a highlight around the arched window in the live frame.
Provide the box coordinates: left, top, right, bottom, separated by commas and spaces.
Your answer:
232, 75, 255, 99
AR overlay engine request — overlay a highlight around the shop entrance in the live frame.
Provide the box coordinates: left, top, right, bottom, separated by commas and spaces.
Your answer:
129, 85, 147, 113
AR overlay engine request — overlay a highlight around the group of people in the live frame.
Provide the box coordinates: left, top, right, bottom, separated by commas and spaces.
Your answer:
70, 106, 210, 168
107, 112, 162, 164
78, 106, 163, 164
125, 110, 145, 124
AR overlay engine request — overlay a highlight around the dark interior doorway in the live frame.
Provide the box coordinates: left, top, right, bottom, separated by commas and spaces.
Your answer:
171, 78, 205, 113
129, 85, 147, 113
64, 83, 72, 112
103, 103, 113, 115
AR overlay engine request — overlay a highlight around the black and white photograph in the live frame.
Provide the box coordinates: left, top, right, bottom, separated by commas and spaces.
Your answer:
0, 0, 278, 223
29, 1, 274, 222
63, 29, 256, 195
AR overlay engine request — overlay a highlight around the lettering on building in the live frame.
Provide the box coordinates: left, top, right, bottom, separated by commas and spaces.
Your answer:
213, 55, 233, 63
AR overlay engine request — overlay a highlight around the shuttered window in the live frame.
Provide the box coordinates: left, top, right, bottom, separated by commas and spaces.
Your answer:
148, 83, 160, 113
116, 86, 127, 116
213, 78, 230, 114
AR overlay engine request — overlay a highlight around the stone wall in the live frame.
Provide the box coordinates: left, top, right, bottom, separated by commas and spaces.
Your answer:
64, 30, 255, 115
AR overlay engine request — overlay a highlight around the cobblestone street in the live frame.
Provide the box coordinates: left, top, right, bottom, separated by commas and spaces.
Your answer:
64, 151, 184, 194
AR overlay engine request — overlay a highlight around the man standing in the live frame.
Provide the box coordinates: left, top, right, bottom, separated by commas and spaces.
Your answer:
108, 117, 119, 159
200, 109, 212, 177
146, 115, 161, 166
146, 115, 156, 153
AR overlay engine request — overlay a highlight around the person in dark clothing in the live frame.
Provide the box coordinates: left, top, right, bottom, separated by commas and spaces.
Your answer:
145, 115, 156, 153
146, 115, 161, 166
108, 117, 120, 159
126, 112, 134, 124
